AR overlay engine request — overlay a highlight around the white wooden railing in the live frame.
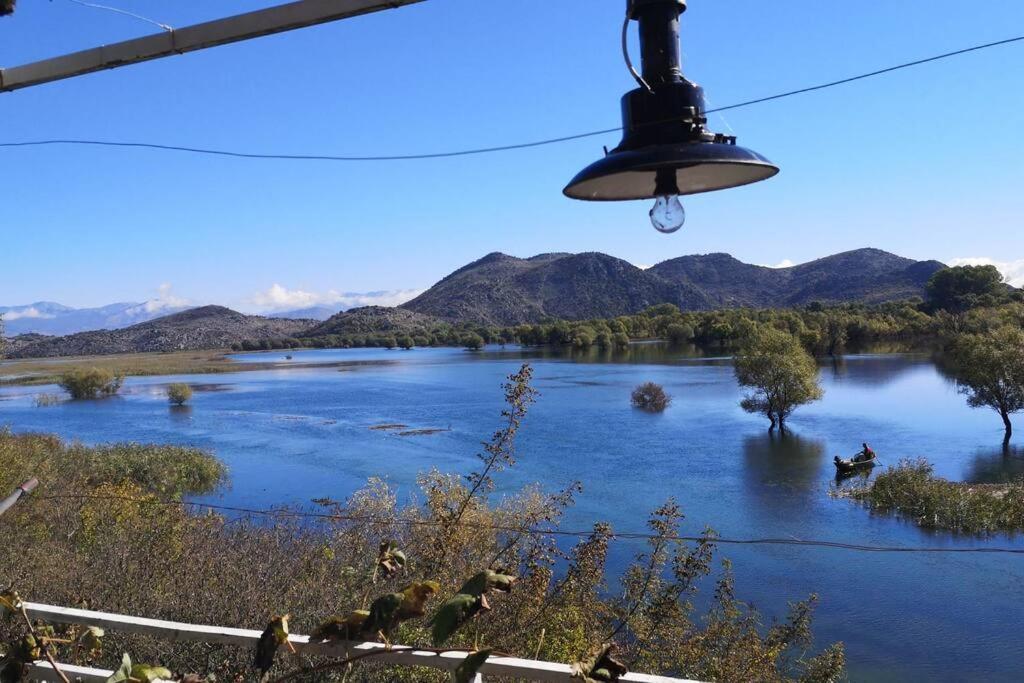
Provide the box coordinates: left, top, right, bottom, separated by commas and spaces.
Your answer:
21, 601, 696, 682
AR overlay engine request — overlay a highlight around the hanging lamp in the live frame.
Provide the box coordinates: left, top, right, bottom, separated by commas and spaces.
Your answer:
564, 0, 778, 233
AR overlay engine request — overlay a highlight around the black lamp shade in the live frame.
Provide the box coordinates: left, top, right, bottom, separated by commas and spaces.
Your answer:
563, 142, 779, 201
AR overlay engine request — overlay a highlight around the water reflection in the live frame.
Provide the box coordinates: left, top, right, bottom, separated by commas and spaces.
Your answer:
965, 445, 1024, 483
742, 431, 826, 497
479, 342, 728, 366
827, 355, 848, 381
168, 405, 193, 423
820, 353, 931, 388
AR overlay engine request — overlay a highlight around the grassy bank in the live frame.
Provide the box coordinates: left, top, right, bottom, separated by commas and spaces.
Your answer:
0, 367, 844, 682
842, 459, 1024, 534
0, 349, 387, 387
0, 350, 260, 386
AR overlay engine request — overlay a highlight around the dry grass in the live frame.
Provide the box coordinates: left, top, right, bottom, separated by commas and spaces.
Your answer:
0, 350, 282, 386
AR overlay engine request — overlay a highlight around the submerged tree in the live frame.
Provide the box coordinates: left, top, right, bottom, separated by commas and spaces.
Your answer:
949, 327, 1024, 447
734, 327, 823, 432
631, 382, 672, 412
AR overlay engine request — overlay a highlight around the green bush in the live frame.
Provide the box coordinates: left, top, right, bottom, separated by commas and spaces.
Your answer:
631, 382, 672, 412
846, 459, 1024, 534
167, 383, 193, 406
58, 367, 124, 400
81, 442, 225, 497
666, 323, 694, 344
463, 333, 485, 350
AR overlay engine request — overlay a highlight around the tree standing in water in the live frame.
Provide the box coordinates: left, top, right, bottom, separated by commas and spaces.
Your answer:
734, 326, 823, 432
950, 327, 1024, 448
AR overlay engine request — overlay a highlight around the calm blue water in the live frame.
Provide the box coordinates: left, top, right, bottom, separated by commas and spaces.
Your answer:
2, 345, 1023, 682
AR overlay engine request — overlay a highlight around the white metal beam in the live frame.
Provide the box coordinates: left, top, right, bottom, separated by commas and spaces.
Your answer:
23, 601, 695, 682
0, 0, 426, 93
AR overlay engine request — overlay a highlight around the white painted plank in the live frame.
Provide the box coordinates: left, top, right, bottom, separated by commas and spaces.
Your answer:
22, 602, 697, 682
27, 660, 174, 683
0, 0, 426, 92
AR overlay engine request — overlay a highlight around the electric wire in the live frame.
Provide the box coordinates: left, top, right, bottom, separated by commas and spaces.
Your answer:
64, 0, 172, 32
34, 493, 1024, 555
1, 34, 1022, 162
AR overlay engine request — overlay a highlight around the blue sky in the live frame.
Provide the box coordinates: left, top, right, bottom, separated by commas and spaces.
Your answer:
2, 0, 1023, 311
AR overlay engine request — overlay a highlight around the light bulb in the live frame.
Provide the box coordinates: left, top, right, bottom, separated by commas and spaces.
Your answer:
649, 195, 685, 233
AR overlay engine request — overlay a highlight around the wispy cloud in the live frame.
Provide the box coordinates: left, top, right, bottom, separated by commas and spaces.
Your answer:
247, 284, 424, 313
2, 306, 54, 321
761, 259, 795, 269
138, 283, 191, 313
948, 257, 1024, 287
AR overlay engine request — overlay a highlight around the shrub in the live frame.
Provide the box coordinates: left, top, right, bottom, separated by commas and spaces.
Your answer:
463, 333, 485, 350
80, 442, 225, 497
631, 382, 672, 412
58, 367, 124, 400
666, 323, 694, 344
845, 458, 1024, 534
167, 383, 193, 406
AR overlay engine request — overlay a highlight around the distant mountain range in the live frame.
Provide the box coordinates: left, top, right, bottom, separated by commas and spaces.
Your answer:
267, 306, 338, 321
397, 248, 946, 326
0, 301, 191, 336
3, 248, 949, 358
0, 300, 355, 337
5, 306, 311, 359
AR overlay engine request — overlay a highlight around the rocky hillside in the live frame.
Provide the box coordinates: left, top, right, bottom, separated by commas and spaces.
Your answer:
6, 306, 312, 358
401, 252, 713, 326
400, 248, 945, 325
649, 248, 946, 308
305, 306, 441, 337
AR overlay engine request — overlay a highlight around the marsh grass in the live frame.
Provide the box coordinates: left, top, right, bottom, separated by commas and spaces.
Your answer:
844, 458, 1024, 533
0, 351, 265, 387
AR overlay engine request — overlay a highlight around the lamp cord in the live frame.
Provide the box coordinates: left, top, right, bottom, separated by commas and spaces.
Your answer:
622, 13, 653, 93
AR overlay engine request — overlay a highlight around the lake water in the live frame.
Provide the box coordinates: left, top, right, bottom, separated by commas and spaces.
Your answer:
2, 344, 1023, 682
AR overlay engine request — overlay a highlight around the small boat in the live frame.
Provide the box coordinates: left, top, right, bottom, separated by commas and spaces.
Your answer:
834, 453, 876, 474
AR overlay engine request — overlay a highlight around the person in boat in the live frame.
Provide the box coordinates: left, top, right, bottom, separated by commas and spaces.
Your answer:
854, 443, 875, 462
